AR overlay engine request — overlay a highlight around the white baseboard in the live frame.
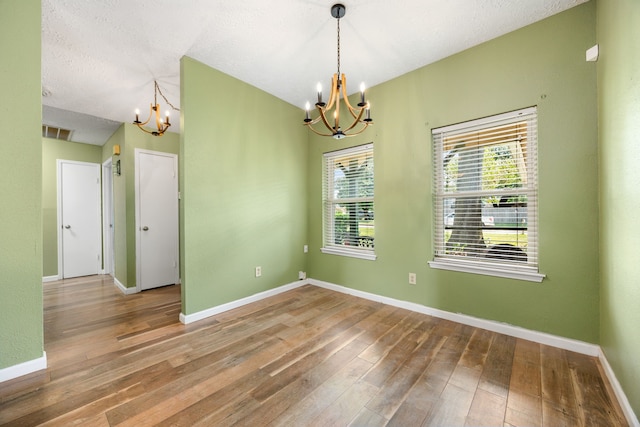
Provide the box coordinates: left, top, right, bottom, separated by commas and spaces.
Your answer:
598, 348, 640, 427
42, 275, 60, 283
0, 352, 47, 383
114, 277, 137, 295
179, 280, 307, 324
308, 278, 600, 356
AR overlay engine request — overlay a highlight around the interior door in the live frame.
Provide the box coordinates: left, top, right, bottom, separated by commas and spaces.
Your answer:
136, 149, 179, 291
58, 160, 101, 279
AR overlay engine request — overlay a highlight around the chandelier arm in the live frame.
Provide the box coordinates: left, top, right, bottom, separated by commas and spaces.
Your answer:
338, 74, 359, 112
135, 123, 169, 136
322, 74, 340, 112
154, 106, 167, 132
136, 103, 156, 127
135, 124, 160, 136
304, 122, 335, 137
344, 124, 369, 137
341, 108, 367, 133
306, 121, 369, 138
316, 106, 337, 133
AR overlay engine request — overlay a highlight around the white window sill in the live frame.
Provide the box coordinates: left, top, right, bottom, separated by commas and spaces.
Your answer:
321, 247, 377, 261
428, 259, 545, 283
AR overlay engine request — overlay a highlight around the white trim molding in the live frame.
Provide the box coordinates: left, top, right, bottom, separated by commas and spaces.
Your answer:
114, 277, 138, 295
429, 260, 545, 283
598, 348, 640, 427
308, 278, 596, 355
0, 352, 47, 383
320, 247, 377, 261
180, 280, 307, 324
42, 275, 60, 283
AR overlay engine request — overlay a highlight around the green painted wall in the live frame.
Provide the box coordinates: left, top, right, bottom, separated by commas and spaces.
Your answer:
307, 3, 600, 342
42, 138, 102, 277
101, 123, 180, 288
0, 0, 43, 369
180, 57, 308, 314
597, 0, 640, 416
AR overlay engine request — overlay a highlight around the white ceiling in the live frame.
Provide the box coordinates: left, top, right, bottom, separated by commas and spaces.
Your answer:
41, 0, 588, 145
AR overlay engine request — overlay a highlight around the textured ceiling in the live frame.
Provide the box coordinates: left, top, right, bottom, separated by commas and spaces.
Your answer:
41, 0, 589, 145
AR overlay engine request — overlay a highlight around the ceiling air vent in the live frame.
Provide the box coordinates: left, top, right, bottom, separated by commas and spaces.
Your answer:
42, 125, 72, 141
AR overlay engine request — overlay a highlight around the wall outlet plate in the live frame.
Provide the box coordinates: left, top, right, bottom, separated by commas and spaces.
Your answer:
409, 273, 416, 285
255, 266, 262, 277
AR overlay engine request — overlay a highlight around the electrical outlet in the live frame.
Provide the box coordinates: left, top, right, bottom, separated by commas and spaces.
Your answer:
409, 273, 416, 285
255, 266, 262, 277
303, 245, 308, 253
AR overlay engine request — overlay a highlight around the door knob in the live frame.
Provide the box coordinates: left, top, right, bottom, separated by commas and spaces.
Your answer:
142, 226, 149, 231
64, 225, 71, 229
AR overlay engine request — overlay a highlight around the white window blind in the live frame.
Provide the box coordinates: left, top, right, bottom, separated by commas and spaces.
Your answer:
321, 143, 375, 260
430, 107, 544, 281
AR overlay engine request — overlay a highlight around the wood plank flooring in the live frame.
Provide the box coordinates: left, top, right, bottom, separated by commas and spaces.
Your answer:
0, 275, 628, 426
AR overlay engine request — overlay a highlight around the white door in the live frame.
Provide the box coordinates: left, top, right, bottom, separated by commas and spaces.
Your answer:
135, 149, 179, 291
58, 160, 101, 279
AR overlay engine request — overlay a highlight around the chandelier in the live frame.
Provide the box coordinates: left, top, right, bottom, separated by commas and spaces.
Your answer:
133, 80, 179, 136
304, 3, 373, 140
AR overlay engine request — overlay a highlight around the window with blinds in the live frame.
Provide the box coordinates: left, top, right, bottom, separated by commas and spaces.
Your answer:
429, 107, 544, 282
321, 143, 376, 261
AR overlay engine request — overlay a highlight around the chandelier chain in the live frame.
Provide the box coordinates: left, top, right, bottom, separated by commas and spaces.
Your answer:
336, 16, 341, 77
155, 80, 180, 111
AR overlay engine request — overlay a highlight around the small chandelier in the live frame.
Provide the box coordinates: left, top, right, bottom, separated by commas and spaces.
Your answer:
304, 3, 373, 140
133, 80, 179, 136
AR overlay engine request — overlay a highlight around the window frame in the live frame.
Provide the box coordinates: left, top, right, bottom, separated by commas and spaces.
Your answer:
428, 107, 545, 282
320, 143, 376, 261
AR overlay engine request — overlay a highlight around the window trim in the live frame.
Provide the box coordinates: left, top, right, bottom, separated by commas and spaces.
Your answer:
430, 107, 545, 282
428, 259, 545, 282
322, 143, 376, 260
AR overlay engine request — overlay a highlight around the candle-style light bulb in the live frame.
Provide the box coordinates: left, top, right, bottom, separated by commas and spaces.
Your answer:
134, 108, 140, 123
316, 82, 323, 104
165, 111, 170, 125
359, 82, 366, 105
304, 101, 311, 121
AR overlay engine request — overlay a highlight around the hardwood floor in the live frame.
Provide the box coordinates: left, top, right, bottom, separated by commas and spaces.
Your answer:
0, 275, 628, 426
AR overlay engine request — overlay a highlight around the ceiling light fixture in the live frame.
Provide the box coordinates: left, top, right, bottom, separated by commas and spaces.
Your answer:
304, 3, 373, 140
133, 80, 179, 136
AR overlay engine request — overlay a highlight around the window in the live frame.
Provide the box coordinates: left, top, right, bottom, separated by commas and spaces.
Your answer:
321, 143, 375, 260
429, 107, 544, 282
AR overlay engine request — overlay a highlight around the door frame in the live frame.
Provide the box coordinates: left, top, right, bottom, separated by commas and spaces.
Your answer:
134, 149, 179, 292
57, 159, 102, 279
102, 158, 115, 276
